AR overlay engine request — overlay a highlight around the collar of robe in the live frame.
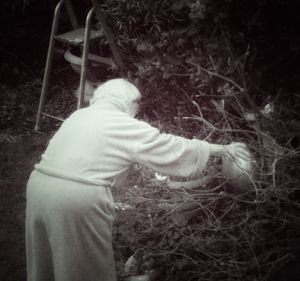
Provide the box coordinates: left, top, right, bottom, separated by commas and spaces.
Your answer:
90, 97, 129, 115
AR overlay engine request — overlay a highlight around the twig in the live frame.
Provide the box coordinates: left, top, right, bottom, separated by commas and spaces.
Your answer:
186, 60, 244, 92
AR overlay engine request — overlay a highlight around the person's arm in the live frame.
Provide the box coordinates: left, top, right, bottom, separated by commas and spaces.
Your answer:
208, 143, 226, 157
133, 122, 210, 179
132, 120, 250, 179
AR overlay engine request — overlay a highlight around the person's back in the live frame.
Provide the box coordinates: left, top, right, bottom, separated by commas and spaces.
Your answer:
36, 104, 139, 185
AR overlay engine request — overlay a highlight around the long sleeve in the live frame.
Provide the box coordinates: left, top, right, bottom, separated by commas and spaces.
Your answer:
134, 122, 210, 179
35, 103, 211, 186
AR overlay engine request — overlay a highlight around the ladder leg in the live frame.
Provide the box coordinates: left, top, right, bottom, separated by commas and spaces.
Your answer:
77, 7, 95, 109
35, 0, 65, 131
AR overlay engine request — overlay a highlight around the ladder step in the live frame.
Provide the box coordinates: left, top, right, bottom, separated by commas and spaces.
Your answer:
54, 28, 104, 45
64, 48, 117, 68
88, 54, 116, 68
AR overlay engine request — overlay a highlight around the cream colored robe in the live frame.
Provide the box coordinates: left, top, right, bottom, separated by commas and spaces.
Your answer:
26, 99, 210, 281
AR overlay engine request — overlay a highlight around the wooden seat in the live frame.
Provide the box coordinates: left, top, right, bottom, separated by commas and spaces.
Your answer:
54, 28, 104, 45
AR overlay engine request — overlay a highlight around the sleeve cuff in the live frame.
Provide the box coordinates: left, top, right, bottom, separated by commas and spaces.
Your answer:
190, 140, 210, 179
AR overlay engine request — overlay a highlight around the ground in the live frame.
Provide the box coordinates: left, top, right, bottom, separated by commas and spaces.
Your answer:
0, 132, 48, 280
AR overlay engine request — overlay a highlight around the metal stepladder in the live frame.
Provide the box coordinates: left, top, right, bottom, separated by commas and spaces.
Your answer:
34, 0, 114, 131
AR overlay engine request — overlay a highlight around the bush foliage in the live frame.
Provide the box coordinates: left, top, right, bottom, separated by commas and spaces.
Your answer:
95, 1, 300, 280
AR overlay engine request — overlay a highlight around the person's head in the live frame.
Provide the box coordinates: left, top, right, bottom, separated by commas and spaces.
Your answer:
90, 78, 141, 117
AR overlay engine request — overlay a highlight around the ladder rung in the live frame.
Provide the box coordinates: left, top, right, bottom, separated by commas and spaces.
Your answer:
54, 28, 104, 45
88, 54, 116, 67
64, 48, 117, 68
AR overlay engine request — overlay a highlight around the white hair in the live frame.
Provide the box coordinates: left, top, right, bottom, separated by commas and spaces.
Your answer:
90, 78, 141, 107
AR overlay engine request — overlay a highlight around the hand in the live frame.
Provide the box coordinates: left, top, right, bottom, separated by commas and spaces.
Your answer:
224, 142, 251, 161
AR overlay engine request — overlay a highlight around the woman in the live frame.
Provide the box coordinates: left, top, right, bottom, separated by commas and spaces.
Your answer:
26, 78, 250, 281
